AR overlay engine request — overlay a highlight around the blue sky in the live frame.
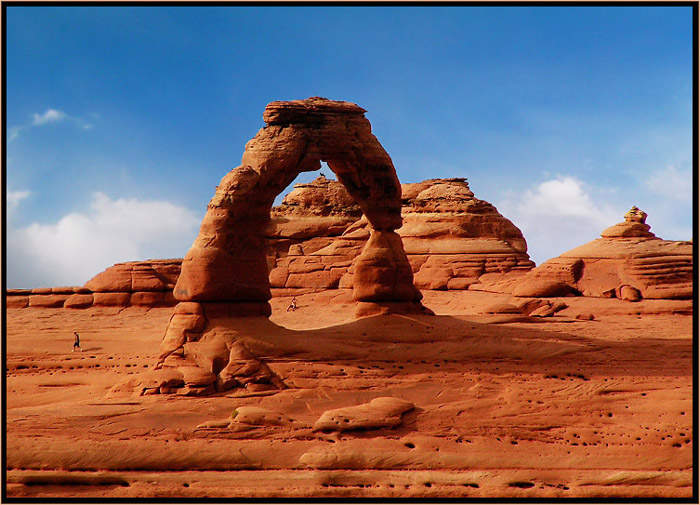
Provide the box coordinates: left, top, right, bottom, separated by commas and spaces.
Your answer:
6, 5, 694, 288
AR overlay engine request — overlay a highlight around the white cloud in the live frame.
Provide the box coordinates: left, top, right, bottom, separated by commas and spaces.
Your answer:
7, 190, 30, 213
496, 176, 624, 265
32, 108, 68, 125
645, 164, 692, 203
7, 192, 201, 289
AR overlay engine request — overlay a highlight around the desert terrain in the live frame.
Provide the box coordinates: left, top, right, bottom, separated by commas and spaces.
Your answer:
5, 98, 694, 499
5, 289, 693, 499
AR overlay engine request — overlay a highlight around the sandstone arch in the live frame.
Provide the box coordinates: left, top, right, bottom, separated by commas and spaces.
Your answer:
125, 98, 431, 395
174, 97, 426, 317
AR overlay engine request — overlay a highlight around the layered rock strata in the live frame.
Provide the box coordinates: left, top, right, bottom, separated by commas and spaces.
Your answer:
509, 207, 693, 300
266, 176, 534, 295
6, 260, 181, 309
6, 177, 536, 310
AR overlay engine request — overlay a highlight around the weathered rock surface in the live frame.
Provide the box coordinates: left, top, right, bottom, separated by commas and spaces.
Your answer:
231, 406, 295, 427
314, 397, 415, 432
112, 307, 283, 398
6, 289, 694, 498
86, 259, 181, 293
267, 176, 534, 295
510, 207, 693, 300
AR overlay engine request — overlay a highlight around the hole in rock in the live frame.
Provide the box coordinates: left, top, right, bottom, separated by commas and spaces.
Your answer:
268, 162, 371, 320
509, 481, 535, 489
273, 162, 335, 206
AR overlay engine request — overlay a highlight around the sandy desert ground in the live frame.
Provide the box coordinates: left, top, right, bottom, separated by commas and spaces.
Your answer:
4, 289, 694, 499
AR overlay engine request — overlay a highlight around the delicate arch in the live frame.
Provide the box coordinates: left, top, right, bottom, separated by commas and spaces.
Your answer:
174, 97, 424, 317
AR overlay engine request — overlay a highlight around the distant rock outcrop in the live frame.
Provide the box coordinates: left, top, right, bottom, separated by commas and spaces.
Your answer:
85, 259, 180, 293
85, 259, 181, 307
267, 176, 534, 294
6, 177, 536, 310
509, 207, 693, 300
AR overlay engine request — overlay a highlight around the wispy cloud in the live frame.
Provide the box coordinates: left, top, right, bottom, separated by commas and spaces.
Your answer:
32, 108, 68, 125
9, 108, 95, 142
7, 189, 31, 213
7, 192, 201, 289
9, 126, 24, 142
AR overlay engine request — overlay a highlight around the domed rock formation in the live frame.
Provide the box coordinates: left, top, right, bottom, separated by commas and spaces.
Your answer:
509, 207, 693, 300
398, 178, 534, 290
84, 259, 181, 307
6, 260, 182, 310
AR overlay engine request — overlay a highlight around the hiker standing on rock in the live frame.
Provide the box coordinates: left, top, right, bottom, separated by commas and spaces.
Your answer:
287, 297, 297, 312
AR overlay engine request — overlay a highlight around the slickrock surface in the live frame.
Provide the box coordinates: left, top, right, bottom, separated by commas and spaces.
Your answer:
6, 290, 693, 498
509, 207, 693, 300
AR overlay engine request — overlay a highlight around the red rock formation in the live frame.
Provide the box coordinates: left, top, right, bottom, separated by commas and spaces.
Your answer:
8, 260, 182, 309
9, 175, 532, 312
510, 207, 693, 300
267, 177, 534, 294
174, 97, 423, 318
137, 97, 428, 398
86, 259, 181, 293
313, 397, 415, 432
399, 178, 534, 290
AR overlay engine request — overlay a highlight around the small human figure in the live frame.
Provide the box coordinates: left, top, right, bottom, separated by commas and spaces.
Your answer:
286, 297, 297, 312
72, 331, 82, 352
